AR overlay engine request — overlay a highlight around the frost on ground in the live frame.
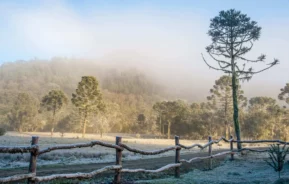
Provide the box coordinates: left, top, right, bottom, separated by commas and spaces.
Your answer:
137, 152, 289, 184
0, 132, 221, 168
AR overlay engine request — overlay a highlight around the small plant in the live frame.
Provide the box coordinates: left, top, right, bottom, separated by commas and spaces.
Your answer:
0, 127, 6, 136
265, 144, 289, 178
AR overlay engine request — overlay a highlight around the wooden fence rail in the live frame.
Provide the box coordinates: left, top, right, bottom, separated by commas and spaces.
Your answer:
0, 135, 286, 184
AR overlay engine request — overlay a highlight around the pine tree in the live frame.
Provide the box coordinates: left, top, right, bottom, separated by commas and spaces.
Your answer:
71, 76, 105, 138
278, 83, 289, 106
41, 90, 68, 136
202, 9, 279, 149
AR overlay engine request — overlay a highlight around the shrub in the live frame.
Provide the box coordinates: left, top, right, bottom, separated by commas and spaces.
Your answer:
265, 144, 289, 179
0, 127, 6, 136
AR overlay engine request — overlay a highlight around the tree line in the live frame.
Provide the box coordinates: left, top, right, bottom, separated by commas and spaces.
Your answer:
154, 76, 289, 140
1, 71, 288, 140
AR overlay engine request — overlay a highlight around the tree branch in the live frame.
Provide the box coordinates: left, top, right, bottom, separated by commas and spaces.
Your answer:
201, 54, 232, 73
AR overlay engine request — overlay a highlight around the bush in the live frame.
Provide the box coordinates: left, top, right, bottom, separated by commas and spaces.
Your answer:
0, 127, 6, 136
265, 144, 289, 179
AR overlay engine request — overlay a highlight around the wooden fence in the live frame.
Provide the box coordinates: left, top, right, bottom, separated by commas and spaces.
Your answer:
0, 135, 286, 184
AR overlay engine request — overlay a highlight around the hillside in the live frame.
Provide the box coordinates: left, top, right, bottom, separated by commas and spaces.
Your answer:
0, 58, 167, 133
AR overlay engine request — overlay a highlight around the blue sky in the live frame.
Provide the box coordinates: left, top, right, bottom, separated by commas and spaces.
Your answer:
0, 0, 288, 100
1, 0, 288, 62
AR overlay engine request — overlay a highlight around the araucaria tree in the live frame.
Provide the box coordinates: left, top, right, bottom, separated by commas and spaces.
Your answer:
72, 76, 105, 138
278, 83, 289, 106
207, 75, 247, 138
41, 90, 68, 136
202, 9, 279, 149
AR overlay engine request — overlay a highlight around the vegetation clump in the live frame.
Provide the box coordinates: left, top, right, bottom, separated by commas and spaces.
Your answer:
265, 144, 289, 178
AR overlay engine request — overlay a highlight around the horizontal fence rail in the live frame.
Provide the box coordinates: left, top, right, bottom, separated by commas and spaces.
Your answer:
0, 135, 286, 183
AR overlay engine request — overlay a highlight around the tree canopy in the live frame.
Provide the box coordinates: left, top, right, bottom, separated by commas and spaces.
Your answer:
71, 76, 105, 138
40, 89, 68, 135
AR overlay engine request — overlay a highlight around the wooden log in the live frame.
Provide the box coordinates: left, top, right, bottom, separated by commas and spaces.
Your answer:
0, 145, 38, 154
180, 151, 232, 163
230, 135, 234, 160
39, 140, 123, 155
238, 148, 269, 152
0, 173, 35, 183
27, 136, 39, 184
178, 136, 232, 150
208, 136, 212, 170
175, 136, 181, 178
119, 143, 179, 155
34, 165, 121, 182
232, 139, 288, 144
114, 136, 122, 184
121, 163, 182, 173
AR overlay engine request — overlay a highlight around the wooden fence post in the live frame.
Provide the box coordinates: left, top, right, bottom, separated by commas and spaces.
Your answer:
208, 136, 212, 170
28, 136, 39, 184
175, 136, 180, 178
114, 136, 122, 184
230, 135, 234, 161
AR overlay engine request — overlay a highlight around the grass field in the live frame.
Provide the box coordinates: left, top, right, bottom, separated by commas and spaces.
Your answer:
136, 152, 289, 184
1, 131, 225, 168
1, 132, 286, 184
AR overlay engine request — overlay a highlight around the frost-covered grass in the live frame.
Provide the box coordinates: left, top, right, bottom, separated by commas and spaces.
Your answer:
0, 132, 267, 169
0, 131, 209, 168
136, 152, 289, 184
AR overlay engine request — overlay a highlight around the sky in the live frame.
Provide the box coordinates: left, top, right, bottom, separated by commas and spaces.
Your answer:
0, 0, 289, 102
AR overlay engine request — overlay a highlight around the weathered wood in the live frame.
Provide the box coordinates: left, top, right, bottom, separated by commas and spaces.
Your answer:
179, 136, 232, 150
238, 148, 269, 152
233, 139, 288, 144
114, 136, 122, 184
120, 144, 179, 155
35, 165, 121, 182
181, 151, 232, 163
230, 135, 234, 160
208, 136, 212, 170
122, 163, 182, 173
39, 140, 123, 155
0, 145, 38, 154
28, 136, 39, 184
0, 173, 35, 183
175, 136, 181, 178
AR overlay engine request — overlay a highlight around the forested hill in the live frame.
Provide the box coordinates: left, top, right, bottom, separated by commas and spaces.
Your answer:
0, 58, 165, 98
0, 58, 168, 133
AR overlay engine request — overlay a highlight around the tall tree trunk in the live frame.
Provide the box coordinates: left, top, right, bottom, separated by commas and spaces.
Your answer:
224, 97, 228, 139
82, 109, 88, 138
51, 108, 56, 136
230, 29, 242, 149
167, 121, 171, 139
232, 72, 241, 149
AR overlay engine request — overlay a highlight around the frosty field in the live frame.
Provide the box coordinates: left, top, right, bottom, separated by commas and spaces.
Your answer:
0, 131, 229, 169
